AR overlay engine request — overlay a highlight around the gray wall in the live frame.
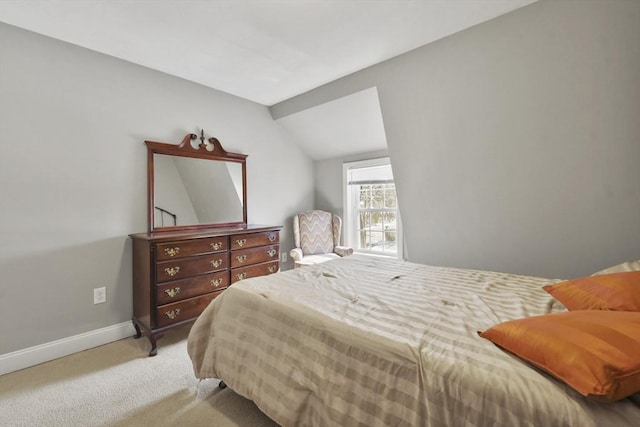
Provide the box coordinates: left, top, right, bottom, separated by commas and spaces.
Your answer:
0, 23, 313, 354
274, 0, 640, 279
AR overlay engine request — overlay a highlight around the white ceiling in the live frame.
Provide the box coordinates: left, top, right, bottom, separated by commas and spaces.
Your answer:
276, 87, 388, 160
0, 0, 536, 106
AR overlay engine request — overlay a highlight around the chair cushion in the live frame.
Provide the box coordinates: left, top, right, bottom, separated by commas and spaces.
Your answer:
296, 253, 341, 267
299, 211, 335, 255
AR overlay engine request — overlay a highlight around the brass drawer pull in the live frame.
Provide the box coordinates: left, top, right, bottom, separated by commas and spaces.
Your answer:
268, 234, 276, 242
210, 278, 223, 288
267, 249, 276, 258
268, 266, 277, 273
165, 308, 181, 320
164, 287, 181, 298
210, 259, 223, 268
164, 267, 180, 277
210, 242, 222, 251
164, 247, 180, 257
236, 272, 247, 281
236, 255, 247, 263
236, 238, 247, 247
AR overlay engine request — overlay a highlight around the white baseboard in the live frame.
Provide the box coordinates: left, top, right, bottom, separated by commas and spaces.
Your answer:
0, 321, 136, 376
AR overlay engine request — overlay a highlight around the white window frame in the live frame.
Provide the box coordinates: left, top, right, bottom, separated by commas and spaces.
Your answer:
343, 157, 403, 259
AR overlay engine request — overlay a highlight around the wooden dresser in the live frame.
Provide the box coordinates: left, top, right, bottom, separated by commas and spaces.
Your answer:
130, 225, 281, 356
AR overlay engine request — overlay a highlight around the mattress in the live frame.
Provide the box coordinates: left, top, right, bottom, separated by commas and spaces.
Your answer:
187, 255, 640, 426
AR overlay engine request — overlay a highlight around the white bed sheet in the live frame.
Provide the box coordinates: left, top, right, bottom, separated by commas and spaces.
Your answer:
187, 255, 640, 426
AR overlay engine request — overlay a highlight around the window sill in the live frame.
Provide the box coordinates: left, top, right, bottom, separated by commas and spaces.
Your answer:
353, 251, 401, 260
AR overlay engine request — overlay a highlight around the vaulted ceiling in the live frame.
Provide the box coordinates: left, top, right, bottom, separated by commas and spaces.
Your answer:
0, 0, 536, 106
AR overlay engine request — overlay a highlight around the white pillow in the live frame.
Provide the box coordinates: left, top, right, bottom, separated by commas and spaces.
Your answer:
591, 260, 640, 276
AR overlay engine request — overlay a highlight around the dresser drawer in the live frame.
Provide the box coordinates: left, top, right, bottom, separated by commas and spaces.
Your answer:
231, 260, 279, 283
156, 292, 221, 328
156, 253, 229, 283
231, 244, 279, 268
156, 271, 229, 305
230, 231, 279, 250
156, 236, 228, 261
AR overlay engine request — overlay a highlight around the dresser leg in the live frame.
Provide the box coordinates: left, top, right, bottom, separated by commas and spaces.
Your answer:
148, 333, 159, 357
132, 317, 161, 356
147, 332, 165, 357
132, 318, 143, 339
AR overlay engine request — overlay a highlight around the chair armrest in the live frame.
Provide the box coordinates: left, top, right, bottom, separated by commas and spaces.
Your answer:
290, 248, 304, 261
334, 246, 354, 257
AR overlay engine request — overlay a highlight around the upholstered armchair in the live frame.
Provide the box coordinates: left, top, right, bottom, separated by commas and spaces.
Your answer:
290, 210, 354, 268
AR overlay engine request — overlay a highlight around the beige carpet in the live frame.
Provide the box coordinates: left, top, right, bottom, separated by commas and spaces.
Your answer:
0, 325, 279, 427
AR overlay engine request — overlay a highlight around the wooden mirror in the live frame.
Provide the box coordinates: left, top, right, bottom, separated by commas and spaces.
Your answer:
146, 131, 247, 232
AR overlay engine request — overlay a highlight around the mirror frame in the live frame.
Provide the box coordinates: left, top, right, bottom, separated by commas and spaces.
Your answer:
146, 132, 248, 233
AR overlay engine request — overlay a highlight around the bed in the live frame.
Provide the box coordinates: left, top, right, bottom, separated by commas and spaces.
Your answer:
187, 255, 640, 426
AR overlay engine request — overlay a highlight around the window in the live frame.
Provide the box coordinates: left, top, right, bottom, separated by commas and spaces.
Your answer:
343, 158, 402, 258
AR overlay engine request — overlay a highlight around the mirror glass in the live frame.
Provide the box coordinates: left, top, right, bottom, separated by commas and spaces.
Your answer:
153, 154, 245, 229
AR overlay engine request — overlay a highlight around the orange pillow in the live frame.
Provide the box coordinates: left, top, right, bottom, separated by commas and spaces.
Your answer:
543, 272, 640, 311
479, 310, 640, 401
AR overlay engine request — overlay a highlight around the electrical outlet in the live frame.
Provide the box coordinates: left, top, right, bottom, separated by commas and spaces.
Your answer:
281, 252, 287, 262
93, 287, 106, 304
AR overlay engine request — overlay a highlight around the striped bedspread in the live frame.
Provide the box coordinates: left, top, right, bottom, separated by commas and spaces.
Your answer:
187, 255, 640, 426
